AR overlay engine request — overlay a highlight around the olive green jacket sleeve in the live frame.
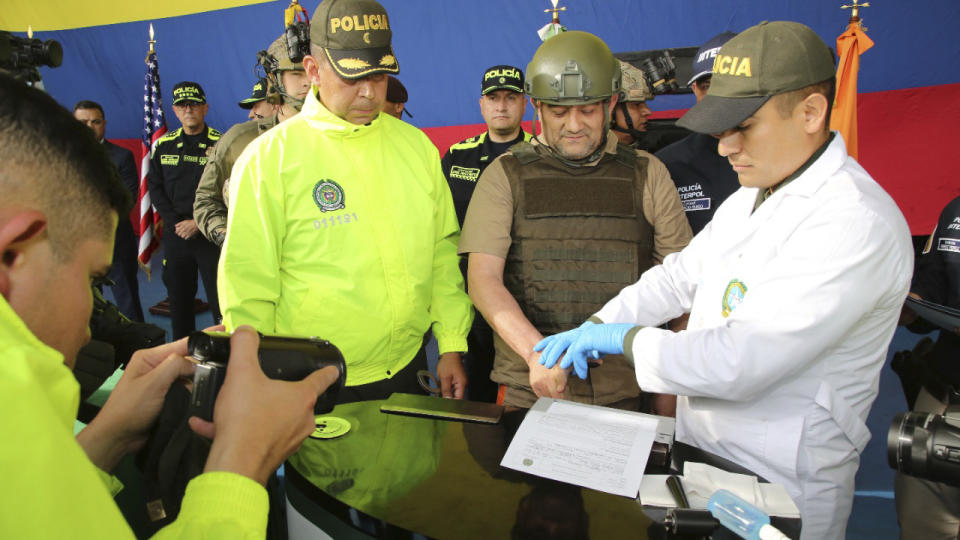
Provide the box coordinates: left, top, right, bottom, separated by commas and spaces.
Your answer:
194, 118, 272, 246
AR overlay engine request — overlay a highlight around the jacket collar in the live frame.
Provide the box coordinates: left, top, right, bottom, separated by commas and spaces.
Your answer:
300, 85, 383, 137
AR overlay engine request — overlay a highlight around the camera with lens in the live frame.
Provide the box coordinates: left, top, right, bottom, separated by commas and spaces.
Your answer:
888, 400, 960, 487
284, 20, 310, 64
639, 50, 679, 95
188, 331, 346, 421
0, 30, 63, 83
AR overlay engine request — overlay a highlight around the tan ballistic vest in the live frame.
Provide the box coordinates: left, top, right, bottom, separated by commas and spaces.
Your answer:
492, 141, 655, 406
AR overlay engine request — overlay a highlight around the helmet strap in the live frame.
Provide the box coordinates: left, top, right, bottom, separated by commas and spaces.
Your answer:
610, 102, 644, 145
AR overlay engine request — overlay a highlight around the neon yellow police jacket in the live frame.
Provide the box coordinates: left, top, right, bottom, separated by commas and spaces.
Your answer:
219, 87, 472, 386
0, 296, 269, 539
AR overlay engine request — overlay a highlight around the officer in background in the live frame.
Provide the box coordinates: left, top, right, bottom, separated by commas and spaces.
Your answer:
383, 75, 411, 119
610, 60, 654, 148
147, 81, 221, 339
238, 77, 274, 121
460, 32, 692, 410
441, 64, 531, 401
896, 194, 960, 539
73, 100, 144, 322
656, 31, 740, 234
194, 36, 310, 247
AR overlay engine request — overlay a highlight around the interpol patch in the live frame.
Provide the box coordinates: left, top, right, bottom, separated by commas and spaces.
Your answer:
938, 238, 960, 254
450, 166, 480, 182
721, 279, 747, 318
314, 180, 346, 213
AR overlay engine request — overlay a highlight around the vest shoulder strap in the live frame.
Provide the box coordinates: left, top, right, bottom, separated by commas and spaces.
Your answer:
613, 143, 638, 167
510, 141, 541, 165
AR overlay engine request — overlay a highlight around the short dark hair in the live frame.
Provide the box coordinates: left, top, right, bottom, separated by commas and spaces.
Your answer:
0, 74, 130, 259
774, 78, 836, 131
73, 100, 105, 118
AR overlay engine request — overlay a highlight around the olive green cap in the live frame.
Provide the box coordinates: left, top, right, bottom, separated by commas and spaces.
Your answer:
678, 21, 835, 134
310, 0, 399, 79
525, 31, 620, 106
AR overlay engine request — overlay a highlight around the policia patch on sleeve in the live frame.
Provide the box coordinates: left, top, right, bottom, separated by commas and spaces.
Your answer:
314, 179, 346, 212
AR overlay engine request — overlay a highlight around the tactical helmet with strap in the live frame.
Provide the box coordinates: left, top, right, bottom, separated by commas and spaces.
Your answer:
525, 31, 621, 166
259, 35, 307, 110
612, 59, 653, 145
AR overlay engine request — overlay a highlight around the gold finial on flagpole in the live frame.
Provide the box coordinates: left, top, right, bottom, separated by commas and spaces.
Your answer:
544, 0, 566, 25
148, 23, 156, 53
841, 0, 871, 27
27, 25, 33, 39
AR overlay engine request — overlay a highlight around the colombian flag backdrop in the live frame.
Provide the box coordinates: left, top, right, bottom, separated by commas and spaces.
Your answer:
2, 0, 959, 233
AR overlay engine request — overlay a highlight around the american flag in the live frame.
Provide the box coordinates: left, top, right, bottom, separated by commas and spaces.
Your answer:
137, 49, 166, 268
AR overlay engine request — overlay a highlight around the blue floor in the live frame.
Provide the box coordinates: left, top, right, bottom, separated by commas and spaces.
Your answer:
105, 253, 926, 539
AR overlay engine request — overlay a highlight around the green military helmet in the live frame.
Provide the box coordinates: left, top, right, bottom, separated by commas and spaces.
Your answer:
266, 35, 305, 73
525, 31, 621, 105
261, 34, 307, 108
618, 60, 653, 102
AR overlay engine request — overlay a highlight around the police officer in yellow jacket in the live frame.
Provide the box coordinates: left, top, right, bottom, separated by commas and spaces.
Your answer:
0, 73, 339, 539
147, 81, 222, 339
219, 0, 473, 400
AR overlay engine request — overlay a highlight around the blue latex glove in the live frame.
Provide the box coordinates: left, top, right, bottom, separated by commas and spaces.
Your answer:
561, 323, 636, 380
533, 321, 595, 370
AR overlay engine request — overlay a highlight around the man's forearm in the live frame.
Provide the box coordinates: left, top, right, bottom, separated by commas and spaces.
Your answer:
468, 273, 541, 366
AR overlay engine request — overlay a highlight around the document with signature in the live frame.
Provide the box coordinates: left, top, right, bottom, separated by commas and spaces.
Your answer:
501, 398, 661, 497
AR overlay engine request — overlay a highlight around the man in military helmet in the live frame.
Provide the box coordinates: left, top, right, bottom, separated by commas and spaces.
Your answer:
194, 36, 311, 248
146, 81, 221, 339
459, 31, 692, 411
656, 31, 740, 234
441, 64, 532, 402
611, 60, 654, 148
238, 77, 275, 121
219, 0, 472, 401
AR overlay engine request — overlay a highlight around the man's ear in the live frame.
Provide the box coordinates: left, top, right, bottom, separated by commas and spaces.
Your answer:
801, 92, 829, 134
0, 210, 48, 298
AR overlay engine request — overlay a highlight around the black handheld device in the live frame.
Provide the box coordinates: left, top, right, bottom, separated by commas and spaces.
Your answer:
187, 331, 346, 421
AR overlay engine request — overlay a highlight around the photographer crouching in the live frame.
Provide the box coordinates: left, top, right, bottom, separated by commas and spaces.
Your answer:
0, 73, 340, 538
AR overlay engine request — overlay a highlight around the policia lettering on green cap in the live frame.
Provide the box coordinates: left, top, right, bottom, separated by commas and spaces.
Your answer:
536, 22, 913, 540
459, 31, 692, 411
219, 0, 473, 400
194, 35, 311, 248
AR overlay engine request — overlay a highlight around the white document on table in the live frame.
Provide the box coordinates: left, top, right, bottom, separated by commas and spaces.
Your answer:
500, 397, 660, 498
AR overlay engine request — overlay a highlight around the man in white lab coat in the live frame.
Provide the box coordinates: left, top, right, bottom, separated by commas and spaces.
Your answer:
536, 21, 913, 540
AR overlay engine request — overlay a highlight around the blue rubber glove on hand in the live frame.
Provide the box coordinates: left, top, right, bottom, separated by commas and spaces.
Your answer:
534, 321, 595, 370
561, 323, 636, 380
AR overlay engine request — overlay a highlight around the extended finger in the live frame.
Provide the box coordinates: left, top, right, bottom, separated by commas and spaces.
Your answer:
188, 416, 216, 440
302, 365, 341, 398
132, 337, 191, 372
227, 326, 262, 374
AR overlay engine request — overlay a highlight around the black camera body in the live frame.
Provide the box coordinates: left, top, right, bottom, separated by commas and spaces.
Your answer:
640, 50, 679, 95
284, 21, 310, 64
187, 331, 346, 421
888, 403, 960, 487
